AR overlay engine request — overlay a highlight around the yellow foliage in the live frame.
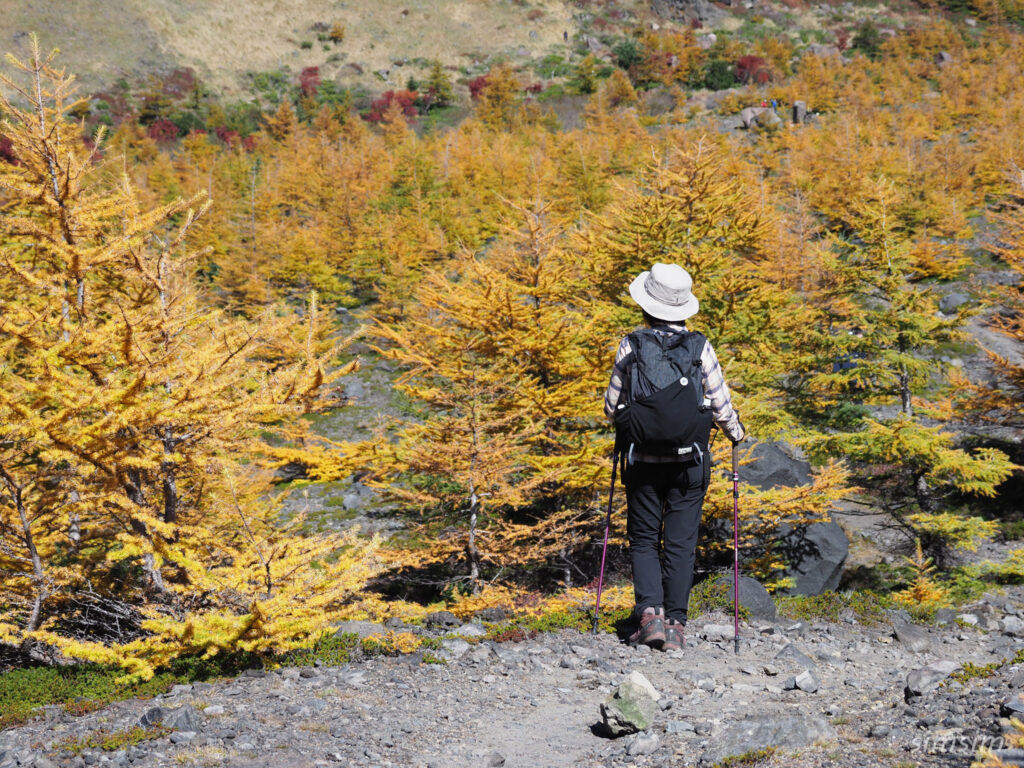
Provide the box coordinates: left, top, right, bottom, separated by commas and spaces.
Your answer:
0, 38, 376, 674
890, 540, 951, 619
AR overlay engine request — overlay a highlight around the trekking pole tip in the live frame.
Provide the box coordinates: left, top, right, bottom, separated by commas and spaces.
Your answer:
734, 636, 739, 654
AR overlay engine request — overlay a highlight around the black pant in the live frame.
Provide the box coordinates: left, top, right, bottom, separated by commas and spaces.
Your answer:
625, 459, 709, 624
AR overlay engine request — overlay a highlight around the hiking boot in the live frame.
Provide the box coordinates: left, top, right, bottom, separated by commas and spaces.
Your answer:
663, 619, 685, 652
628, 607, 666, 648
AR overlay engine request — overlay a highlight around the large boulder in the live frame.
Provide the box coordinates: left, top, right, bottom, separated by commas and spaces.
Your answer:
742, 442, 812, 490
710, 573, 777, 622
700, 715, 835, 765
778, 521, 849, 595
740, 106, 767, 129
753, 109, 783, 132
737, 442, 849, 595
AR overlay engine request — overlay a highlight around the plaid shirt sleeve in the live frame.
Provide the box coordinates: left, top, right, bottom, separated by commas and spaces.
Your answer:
603, 336, 632, 419
701, 339, 745, 442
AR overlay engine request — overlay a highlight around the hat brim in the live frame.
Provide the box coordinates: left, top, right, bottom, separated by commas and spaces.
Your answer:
628, 272, 699, 322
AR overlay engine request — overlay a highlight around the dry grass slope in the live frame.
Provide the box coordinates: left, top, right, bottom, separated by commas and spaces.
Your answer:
1, 0, 576, 96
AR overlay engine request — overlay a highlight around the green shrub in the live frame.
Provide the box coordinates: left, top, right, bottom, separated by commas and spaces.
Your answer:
713, 746, 778, 767
702, 59, 737, 91
612, 38, 643, 70
689, 577, 750, 621
776, 590, 890, 625
53, 725, 170, 755
851, 21, 883, 60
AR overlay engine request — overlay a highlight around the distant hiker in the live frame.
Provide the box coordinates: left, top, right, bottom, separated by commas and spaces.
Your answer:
771, 98, 778, 111
604, 263, 746, 651
761, 99, 768, 108
564, 30, 569, 43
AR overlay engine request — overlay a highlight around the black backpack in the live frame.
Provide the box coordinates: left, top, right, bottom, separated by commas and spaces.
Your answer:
613, 327, 714, 463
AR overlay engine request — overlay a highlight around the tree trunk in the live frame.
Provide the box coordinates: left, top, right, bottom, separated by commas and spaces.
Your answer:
915, 473, 935, 515
125, 466, 166, 592
162, 429, 178, 524
467, 487, 481, 593
0, 466, 48, 632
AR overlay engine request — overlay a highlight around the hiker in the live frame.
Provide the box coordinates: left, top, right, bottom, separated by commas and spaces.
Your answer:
604, 263, 746, 651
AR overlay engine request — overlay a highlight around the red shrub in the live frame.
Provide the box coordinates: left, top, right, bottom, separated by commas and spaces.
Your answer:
836, 31, 850, 52
299, 66, 321, 98
524, 81, 543, 94
468, 75, 490, 101
242, 135, 259, 152
162, 68, 197, 99
146, 118, 179, 144
215, 126, 241, 146
0, 135, 17, 165
364, 90, 419, 123
735, 55, 770, 84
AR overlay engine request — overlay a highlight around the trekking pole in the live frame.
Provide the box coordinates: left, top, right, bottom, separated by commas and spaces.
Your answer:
593, 450, 618, 634
732, 442, 740, 654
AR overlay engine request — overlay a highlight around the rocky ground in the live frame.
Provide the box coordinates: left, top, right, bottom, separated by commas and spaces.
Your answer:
5, 591, 1024, 768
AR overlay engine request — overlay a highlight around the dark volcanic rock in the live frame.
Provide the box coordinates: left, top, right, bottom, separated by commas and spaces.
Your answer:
779, 521, 849, 595
743, 442, 811, 490
711, 573, 777, 622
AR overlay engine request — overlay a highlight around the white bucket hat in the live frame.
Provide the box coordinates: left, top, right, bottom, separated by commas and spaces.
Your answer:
628, 263, 699, 322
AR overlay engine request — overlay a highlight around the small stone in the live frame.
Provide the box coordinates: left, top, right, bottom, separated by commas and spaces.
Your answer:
1009, 668, 1024, 689
957, 613, 979, 626
333, 620, 386, 639
600, 676, 660, 736
905, 660, 961, 699
452, 623, 488, 638
441, 638, 471, 659
624, 671, 661, 700
425, 610, 461, 628
666, 720, 695, 734
795, 670, 819, 693
784, 621, 810, 638
170, 731, 196, 745
626, 732, 660, 756
485, 751, 506, 767
1001, 695, 1024, 718
868, 724, 890, 738
776, 643, 817, 670
169, 684, 193, 696
299, 667, 319, 678
894, 622, 932, 653
1002, 616, 1024, 637
203, 705, 225, 716
700, 623, 736, 641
